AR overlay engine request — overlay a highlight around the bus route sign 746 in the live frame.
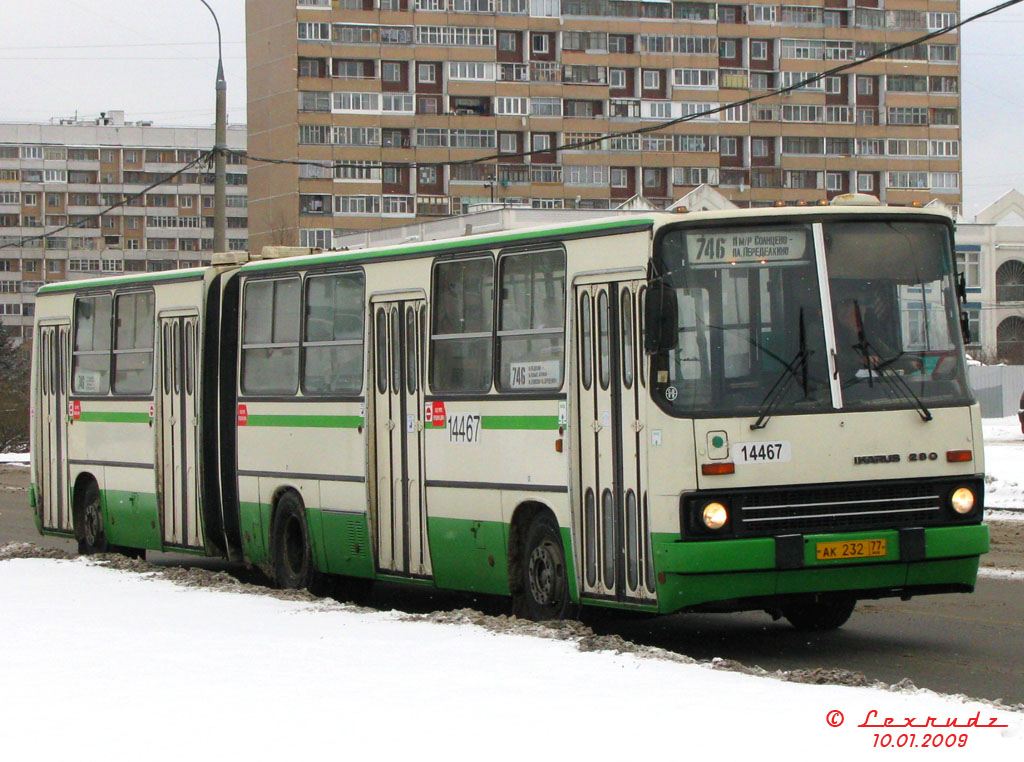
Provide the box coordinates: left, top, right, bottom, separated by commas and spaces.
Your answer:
685, 228, 807, 266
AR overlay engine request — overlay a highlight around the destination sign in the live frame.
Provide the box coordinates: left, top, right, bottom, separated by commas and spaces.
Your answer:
685, 229, 807, 267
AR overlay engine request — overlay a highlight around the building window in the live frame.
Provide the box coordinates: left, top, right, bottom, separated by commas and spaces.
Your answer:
531, 133, 551, 152
498, 31, 517, 51
610, 168, 629, 188
720, 39, 736, 58
642, 70, 660, 90
381, 62, 402, 82
418, 63, 436, 83
750, 40, 768, 60
531, 34, 549, 55
751, 138, 769, 158
720, 137, 738, 156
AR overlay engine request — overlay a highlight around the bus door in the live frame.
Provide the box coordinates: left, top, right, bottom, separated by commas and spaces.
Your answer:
158, 312, 202, 548
370, 296, 430, 578
574, 279, 656, 604
37, 323, 72, 533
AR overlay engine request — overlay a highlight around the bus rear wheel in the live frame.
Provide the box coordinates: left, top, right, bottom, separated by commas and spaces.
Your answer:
782, 595, 856, 631
75, 480, 109, 555
272, 492, 327, 595
513, 513, 572, 621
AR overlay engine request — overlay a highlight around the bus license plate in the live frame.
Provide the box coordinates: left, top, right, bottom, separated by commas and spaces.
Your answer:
815, 539, 887, 561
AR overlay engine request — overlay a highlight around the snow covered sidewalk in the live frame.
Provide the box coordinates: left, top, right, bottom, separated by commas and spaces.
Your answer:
1, 558, 1020, 760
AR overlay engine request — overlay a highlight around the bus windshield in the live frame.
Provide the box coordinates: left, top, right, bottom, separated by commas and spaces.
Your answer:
652, 218, 972, 417
823, 219, 972, 412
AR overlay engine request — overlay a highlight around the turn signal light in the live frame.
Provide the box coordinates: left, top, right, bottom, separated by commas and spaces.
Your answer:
946, 450, 972, 463
701, 462, 735, 476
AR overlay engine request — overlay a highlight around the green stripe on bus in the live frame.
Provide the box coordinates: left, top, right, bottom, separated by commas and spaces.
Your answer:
245, 414, 364, 428
480, 415, 560, 430
36, 268, 206, 294
243, 217, 655, 273
78, 412, 151, 423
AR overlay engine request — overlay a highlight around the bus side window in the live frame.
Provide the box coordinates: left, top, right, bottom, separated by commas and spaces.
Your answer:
72, 294, 113, 394
303, 271, 365, 395
497, 248, 565, 392
112, 291, 155, 395
241, 277, 300, 395
430, 256, 494, 392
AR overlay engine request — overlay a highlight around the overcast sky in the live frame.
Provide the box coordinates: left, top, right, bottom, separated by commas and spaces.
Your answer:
0, 0, 1020, 217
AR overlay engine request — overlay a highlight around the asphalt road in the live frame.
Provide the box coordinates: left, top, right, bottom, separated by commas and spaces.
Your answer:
2, 465, 1022, 705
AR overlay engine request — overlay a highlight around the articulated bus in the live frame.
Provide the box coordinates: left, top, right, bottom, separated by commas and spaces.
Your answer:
30, 201, 988, 629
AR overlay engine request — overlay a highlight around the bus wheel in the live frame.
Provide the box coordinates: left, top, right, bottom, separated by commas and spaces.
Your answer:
513, 513, 572, 621
272, 492, 326, 595
75, 480, 109, 555
782, 595, 856, 632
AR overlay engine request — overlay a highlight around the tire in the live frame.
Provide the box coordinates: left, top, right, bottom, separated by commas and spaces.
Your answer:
75, 480, 109, 555
512, 513, 573, 621
782, 595, 856, 632
272, 492, 327, 595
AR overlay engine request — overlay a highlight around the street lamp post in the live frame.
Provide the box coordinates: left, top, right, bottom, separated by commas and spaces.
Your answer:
199, 0, 227, 253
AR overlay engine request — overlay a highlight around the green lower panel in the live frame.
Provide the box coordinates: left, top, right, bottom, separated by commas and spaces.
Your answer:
652, 524, 989, 614
239, 501, 269, 565
428, 516, 510, 595
316, 510, 375, 579
29, 483, 37, 508
103, 489, 162, 550
560, 526, 579, 604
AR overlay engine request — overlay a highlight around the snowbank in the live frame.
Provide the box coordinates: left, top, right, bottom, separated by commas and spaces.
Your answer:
0, 559, 1020, 760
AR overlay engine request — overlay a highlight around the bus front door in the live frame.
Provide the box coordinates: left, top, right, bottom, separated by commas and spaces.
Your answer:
371, 298, 430, 578
158, 313, 202, 549
38, 323, 72, 533
575, 280, 657, 605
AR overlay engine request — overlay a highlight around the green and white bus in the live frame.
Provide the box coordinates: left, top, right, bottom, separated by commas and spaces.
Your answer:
30, 201, 989, 629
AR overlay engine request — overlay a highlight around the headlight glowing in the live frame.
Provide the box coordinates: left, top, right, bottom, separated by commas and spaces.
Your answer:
950, 487, 975, 515
701, 502, 729, 530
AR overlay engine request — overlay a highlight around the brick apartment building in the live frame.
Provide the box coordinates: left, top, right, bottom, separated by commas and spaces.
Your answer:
246, 0, 962, 252
0, 112, 247, 341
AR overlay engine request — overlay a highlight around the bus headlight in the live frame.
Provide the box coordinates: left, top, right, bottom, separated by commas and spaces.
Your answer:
702, 502, 729, 530
950, 487, 975, 515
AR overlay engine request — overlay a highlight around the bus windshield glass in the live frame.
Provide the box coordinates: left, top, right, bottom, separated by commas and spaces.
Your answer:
653, 223, 832, 416
823, 219, 971, 411
652, 217, 972, 417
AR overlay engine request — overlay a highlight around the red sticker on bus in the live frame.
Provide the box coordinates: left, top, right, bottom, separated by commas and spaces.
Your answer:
237, 404, 248, 426
72, 400, 81, 420
431, 401, 446, 427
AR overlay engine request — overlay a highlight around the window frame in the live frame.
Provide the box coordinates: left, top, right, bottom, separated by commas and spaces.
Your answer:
300, 268, 366, 397
112, 289, 155, 395
429, 253, 496, 394
72, 292, 114, 396
240, 274, 303, 396
494, 245, 567, 394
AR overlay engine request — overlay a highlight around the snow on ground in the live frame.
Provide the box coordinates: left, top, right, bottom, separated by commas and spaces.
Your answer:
0, 452, 28, 466
0, 558, 1020, 760
983, 416, 1023, 510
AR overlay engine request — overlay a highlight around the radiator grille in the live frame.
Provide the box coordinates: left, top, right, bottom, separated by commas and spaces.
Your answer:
733, 481, 948, 537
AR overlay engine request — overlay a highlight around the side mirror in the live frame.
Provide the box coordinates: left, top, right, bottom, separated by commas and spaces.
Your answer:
644, 283, 678, 353
956, 272, 967, 303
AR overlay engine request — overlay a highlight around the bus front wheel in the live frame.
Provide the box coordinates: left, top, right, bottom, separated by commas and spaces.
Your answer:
782, 595, 856, 631
272, 492, 326, 595
513, 513, 572, 621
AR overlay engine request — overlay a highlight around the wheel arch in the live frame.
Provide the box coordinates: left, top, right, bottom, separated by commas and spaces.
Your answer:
507, 499, 568, 597
71, 470, 101, 527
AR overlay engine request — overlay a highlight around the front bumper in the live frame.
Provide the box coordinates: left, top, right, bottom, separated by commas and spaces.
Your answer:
652, 524, 989, 614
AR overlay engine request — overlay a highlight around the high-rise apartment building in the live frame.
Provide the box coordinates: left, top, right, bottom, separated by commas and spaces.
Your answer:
247, 0, 962, 253
0, 112, 248, 340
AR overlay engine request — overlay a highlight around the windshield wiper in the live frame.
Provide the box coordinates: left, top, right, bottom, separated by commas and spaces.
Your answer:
845, 303, 932, 422
751, 308, 812, 430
